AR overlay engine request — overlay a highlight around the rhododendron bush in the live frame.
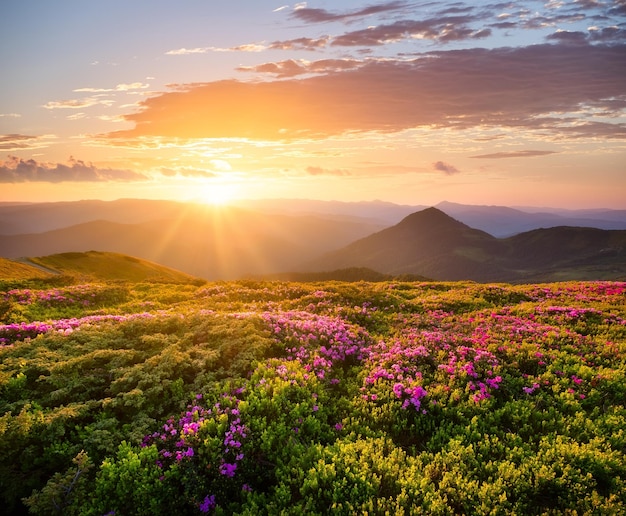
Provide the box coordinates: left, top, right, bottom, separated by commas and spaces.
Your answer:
1, 279, 625, 514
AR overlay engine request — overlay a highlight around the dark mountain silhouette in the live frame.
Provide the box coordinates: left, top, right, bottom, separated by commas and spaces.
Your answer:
502, 226, 626, 280
308, 208, 626, 282
307, 208, 510, 281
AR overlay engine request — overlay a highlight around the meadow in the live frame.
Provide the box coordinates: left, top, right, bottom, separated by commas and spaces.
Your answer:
1, 277, 625, 514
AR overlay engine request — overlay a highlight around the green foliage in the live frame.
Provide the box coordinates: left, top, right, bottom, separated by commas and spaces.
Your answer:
0, 279, 625, 514
23, 450, 93, 515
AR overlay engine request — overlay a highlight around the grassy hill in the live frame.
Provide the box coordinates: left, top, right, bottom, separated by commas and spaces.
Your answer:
26, 251, 204, 284
0, 257, 52, 280
309, 207, 509, 281
0, 206, 383, 280
0, 252, 204, 285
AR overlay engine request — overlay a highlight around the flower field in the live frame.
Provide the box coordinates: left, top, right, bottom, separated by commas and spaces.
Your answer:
1, 279, 625, 514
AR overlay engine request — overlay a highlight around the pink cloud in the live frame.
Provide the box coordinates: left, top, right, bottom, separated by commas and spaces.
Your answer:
104, 44, 626, 142
433, 161, 460, 175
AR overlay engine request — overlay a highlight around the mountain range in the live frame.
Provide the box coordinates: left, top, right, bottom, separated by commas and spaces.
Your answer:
1, 199, 625, 282
308, 208, 626, 282
2, 198, 626, 237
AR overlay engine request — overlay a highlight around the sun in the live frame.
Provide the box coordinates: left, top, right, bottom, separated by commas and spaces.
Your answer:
199, 182, 239, 206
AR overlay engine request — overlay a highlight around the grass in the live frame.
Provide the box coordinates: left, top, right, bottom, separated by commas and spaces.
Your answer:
29, 251, 203, 284
0, 257, 52, 280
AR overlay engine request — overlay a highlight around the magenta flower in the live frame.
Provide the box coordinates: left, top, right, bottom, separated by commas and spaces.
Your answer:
392, 382, 404, 398
199, 494, 216, 513
220, 462, 237, 477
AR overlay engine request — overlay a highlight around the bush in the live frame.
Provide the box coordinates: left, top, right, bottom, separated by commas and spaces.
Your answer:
0, 280, 624, 514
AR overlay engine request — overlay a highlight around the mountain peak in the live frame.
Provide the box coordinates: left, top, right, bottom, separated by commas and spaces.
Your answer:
396, 207, 471, 233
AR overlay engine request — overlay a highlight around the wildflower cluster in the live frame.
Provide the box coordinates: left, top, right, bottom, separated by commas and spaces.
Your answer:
0, 312, 155, 345
4, 284, 124, 308
263, 310, 372, 381
139, 391, 250, 512
142, 393, 247, 469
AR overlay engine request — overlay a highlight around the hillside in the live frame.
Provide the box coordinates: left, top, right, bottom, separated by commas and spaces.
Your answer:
308, 208, 508, 281
503, 226, 626, 281
0, 252, 202, 285
2, 203, 626, 282
1, 279, 625, 514
0, 205, 383, 280
309, 208, 626, 282
0, 257, 52, 280
27, 251, 203, 283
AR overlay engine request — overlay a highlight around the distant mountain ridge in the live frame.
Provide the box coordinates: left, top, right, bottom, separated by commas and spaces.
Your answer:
308, 208, 626, 282
436, 201, 626, 237
1, 200, 625, 282
2, 198, 625, 237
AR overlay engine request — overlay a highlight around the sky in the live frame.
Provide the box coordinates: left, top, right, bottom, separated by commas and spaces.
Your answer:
1, 0, 625, 209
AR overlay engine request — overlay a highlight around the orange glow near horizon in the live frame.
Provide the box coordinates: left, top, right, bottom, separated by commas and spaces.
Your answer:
1, 2, 625, 209
197, 181, 240, 206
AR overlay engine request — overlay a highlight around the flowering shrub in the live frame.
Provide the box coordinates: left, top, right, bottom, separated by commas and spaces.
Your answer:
0, 312, 155, 346
0, 279, 624, 514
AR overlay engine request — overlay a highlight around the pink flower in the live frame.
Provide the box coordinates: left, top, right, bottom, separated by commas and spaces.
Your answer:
220, 462, 237, 477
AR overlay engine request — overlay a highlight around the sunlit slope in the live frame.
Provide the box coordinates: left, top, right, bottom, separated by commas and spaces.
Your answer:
0, 205, 383, 280
28, 251, 202, 283
0, 257, 53, 280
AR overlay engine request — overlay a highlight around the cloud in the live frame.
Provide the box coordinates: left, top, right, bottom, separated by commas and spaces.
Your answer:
306, 166, 351, 176
267, 36, 331, 51
290, 1, 409, 24
160, 167, 216, 178
166, 47, 212, 55
74, 82, 149, 93
237, 58, 365, 77
209, 159, 232, 171
587, 26, 626, 44
0, 134, 55, 151
166, 44, 267, 55
0, 156, 147, 183
470, 150, 559, 159
0, 134, 39, 150
331, 16, 491, 46
103, 43, 626, 142
66, 112, 87, 121
433, 161, 460, 175
0, 113, 21, 118
43, 96, 115, 109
